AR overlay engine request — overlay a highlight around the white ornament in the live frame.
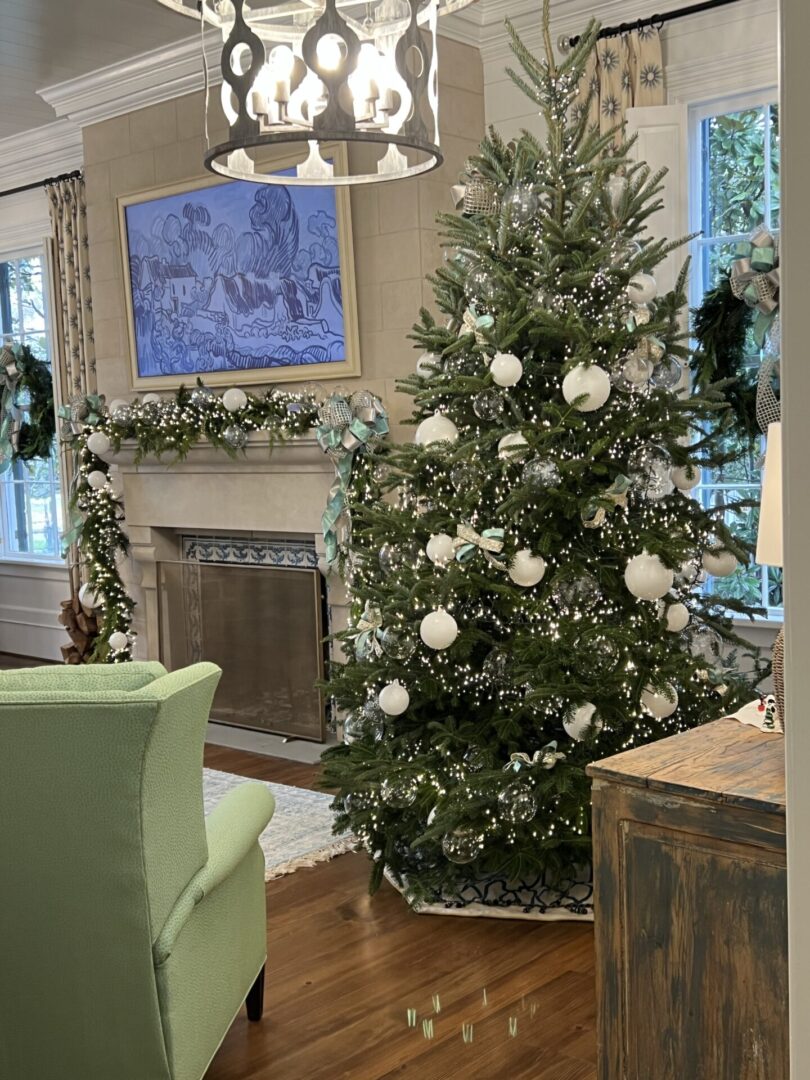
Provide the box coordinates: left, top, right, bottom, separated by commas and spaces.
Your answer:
671, 464, 700, 490
497, 432, 529, 461
665, 603, 690, 633
86, 431, 111, 457
78, 583, 100, 612
641, 684, 679, 718
108, 398, 129, 417
109, 631, 129, 652
702, 548, 738, 577
563, 702, 603, 741
426, 533, 455, 566
108, 473, 124, 500
624, 551, 674, 600
562, 364, 611, 412
416, 352, 441, 378
509, 549, 547, 587
379, 680, 410, 716
87, 470, 108, 490
419, 609, 458, 650
414, 413, 459, 447
626, 273, 658, 305
141, 392, 161, 405
222, 387, 248, 413
490, 352, 523, 388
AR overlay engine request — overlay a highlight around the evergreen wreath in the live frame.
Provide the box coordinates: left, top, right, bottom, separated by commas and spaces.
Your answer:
690, 273, 759, 444
0, 343, 56, 465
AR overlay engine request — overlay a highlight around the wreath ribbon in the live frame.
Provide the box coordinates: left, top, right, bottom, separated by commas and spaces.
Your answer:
453, 523, 507, 569
503, 742, 566, 773
730, 226, 780, 345
317, 392, 389, 565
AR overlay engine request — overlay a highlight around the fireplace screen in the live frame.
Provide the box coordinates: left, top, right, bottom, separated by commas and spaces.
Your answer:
157, 559, 326, 741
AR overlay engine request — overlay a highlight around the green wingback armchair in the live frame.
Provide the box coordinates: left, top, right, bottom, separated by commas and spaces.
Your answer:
0, 661, 275, 1080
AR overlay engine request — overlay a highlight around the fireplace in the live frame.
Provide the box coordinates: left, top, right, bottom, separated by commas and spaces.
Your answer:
157, 535, 327, 741
103, 431, 349, 751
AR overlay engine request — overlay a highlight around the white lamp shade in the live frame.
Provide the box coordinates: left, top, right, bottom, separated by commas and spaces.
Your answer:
757, 422, 783, 568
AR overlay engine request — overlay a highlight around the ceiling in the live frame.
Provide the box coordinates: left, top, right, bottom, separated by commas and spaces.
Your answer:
0, 0, 192, 139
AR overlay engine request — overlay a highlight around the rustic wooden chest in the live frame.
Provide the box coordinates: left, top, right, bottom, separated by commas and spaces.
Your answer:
587, 718, 788, 1080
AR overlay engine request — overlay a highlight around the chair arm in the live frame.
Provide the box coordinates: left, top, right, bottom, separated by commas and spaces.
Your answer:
152, 782, 275, 966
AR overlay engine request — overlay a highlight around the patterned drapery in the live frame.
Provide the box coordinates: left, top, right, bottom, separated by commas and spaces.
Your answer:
573, 26, 666, 142
46, 175, 96, 400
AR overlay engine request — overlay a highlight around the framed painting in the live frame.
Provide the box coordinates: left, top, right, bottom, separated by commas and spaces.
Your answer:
117, 144, 359, 391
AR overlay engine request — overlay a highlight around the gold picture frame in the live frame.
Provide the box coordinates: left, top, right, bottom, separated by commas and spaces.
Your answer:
117, 142, 360, 391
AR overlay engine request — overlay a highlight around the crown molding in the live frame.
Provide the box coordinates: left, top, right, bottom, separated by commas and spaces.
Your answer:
39, 5, 488, 129
39, 35, 221, 128
0, 119, 83, 193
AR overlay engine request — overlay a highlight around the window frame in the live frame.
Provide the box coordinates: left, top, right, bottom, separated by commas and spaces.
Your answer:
687, 87, 782, 626
0, 244, 65, 567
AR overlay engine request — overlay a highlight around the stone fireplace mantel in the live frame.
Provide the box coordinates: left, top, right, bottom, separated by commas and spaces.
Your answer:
102, 432, 348, 675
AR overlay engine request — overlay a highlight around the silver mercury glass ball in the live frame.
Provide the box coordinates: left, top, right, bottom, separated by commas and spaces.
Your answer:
222, 424, 248, 450
472, 389, 505, 421
522, 456, 561, 490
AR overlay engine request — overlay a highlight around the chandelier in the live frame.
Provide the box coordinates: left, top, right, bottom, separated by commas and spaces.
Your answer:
153, 0, 474, 186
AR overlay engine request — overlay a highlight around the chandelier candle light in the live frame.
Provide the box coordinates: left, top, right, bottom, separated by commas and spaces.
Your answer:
153, 0, 474, 185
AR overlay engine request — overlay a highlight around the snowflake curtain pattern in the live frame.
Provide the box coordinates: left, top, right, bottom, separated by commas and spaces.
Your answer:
46, 175, 97, 400
573, 26, 665, 143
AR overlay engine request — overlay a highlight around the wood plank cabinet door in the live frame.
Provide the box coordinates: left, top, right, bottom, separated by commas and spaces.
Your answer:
593, 784, 788, 1080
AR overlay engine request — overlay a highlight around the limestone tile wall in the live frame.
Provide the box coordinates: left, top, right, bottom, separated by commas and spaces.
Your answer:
83, 37, 484, 440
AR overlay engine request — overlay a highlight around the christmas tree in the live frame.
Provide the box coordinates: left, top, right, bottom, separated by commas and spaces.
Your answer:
322, 5, 765, 911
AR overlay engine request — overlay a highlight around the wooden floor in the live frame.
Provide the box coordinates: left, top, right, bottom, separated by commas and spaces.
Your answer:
202, 745, 598, 1080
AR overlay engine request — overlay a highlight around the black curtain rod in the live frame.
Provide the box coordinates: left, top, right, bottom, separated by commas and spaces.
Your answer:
0, 169, 83, 202
563, 0, 742, 49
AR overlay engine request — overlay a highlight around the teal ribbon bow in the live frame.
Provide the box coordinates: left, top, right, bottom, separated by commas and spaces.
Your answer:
730, 226, 780, 345
461, 305, 494, 344
582, 473, 631, 529
352, 603, 384, 659
453, 523, 506, 569
316, 392, 389, 564
59, 393, 108, 440
503, 742, 565, 773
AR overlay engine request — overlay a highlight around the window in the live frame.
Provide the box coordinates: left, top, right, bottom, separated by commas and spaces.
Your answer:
0, 251, 63, 562
689, 94, 781, 619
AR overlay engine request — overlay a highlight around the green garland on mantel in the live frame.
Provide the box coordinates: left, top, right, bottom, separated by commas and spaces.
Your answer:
60, 381, 388, 664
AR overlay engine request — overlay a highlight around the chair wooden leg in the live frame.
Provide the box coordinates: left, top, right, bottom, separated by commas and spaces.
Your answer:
246, 964, 265, 1022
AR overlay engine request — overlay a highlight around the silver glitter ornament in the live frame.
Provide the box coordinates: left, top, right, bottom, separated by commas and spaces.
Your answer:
222, 424, 248, 450
472, 390, 505, 421
522, 456, 561, 490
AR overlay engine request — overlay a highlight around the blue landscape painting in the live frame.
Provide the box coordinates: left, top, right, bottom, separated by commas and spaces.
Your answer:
123, 175, 346, 378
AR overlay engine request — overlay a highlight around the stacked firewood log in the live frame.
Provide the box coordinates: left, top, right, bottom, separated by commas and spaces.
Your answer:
59, 594, 99, 664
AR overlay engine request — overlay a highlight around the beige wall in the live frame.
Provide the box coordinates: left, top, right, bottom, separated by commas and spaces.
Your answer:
82, 37, 485, 438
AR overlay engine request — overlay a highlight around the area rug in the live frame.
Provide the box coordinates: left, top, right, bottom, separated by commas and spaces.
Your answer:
203, 768, 354, 881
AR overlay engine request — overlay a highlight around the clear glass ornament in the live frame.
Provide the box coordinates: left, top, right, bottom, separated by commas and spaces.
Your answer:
483, 647, 509, 684
503, 184, 539, 226
110, 404, 133, 426
576, 635, 621, 677
472, 389, 505, 421
441, 827, 484, 864
551, 572, 600, 611
498, 782, 538, 823
628, 444, 673, 501
222, 424, 248, 450
450, 461, 483, 490
650, 356, 683, 390
342, 711, 368, 744
466, 265, 496, 303
621, 355, 654, 386
381, 775, 419, 808
685, 625, 723, 663
380, 627, 417, 661
463, 746, 488, 772
522, 456, 561, 490
379, 541, 421, 575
